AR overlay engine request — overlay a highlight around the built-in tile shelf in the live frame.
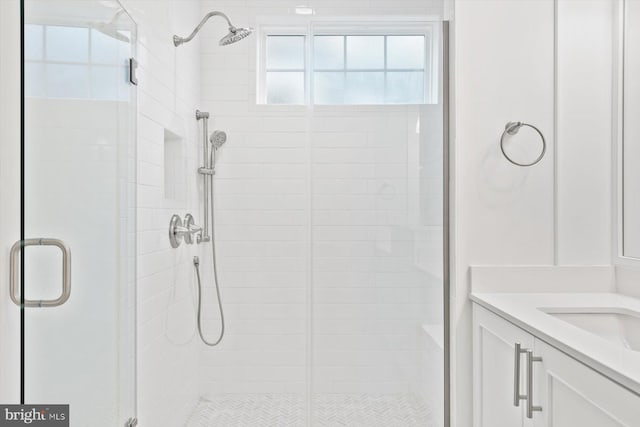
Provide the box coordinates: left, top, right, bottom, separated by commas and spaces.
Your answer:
163, 128, 185, 201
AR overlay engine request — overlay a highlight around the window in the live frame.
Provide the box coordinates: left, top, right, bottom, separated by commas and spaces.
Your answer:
314, 35, 425, 105
259, 24, 436, 106
265, 36, 306, 104
25, 24, 131, 100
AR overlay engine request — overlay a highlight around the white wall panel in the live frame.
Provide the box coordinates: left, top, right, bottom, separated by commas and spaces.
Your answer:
557, 0, 613, 264
454, 1, 617, 426
453, 1, 556, 426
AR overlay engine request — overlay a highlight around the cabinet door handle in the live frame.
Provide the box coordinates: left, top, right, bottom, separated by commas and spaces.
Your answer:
513, 342, 528, 406
526, 349, 543, 418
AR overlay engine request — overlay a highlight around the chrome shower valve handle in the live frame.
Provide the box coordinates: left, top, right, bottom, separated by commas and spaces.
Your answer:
182, 213, 203, 244
169, 214, 203, 248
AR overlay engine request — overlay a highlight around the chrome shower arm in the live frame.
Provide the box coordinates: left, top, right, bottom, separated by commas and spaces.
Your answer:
173, 11, 234, 46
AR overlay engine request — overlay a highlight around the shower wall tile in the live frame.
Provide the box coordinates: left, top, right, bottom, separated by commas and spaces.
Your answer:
120, 0, 203, 426
198, 0, 444, 405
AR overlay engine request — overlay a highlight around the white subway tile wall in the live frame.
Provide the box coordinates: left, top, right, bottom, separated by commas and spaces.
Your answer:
198, 0, 445, 422
119, 0, 445, 424
120, 1, 203, 426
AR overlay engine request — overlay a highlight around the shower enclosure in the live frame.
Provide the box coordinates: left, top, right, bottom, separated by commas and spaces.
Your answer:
0, 0, 137, 426
0, 0, 448, 425
185, 14, 450, 427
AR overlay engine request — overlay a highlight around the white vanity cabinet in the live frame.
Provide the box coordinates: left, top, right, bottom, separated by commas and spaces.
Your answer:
473, 304, 640, 427
532, 339, 639, 427
473, 304, 534, 427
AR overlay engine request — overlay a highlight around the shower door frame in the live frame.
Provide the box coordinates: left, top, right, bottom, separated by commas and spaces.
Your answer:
443, 21, 451, 427
0, 0, 138, 426
0, 0, 22, 404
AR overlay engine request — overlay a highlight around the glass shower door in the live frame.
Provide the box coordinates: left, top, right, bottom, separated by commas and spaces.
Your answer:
19, 1, 137, 425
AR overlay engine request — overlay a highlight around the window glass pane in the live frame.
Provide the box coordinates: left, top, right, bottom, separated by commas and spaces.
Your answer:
25, 24, 44, 61
386, 71, 425, 104
387, 36, 425, 69
314, 72, 345, 104
267, 72, 305, 104
46, 26, 89, 63
45, 64, 90, 99
91, 66, 121, 100
346, 36, 384, 69
314, 36, 344, 69
266, 36, 305, 69
345, 72, 384, 104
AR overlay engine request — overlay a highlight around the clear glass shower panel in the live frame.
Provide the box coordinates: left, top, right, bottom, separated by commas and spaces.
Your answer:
310, 22, 446, 427
22, 1, 136, 425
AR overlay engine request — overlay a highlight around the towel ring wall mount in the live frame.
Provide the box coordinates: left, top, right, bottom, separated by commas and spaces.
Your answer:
500, 121, 546, 167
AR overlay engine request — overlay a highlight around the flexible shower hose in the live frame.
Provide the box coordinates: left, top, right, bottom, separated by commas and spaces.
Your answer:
193, 177, 225, 346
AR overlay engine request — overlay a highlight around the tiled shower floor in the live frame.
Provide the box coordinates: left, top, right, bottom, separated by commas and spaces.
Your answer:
185, 393, 435, 427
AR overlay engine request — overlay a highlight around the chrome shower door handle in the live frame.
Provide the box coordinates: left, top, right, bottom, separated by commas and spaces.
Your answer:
513, 342, 527, 406
9, 238, 72, 308
526, 349, 543, 418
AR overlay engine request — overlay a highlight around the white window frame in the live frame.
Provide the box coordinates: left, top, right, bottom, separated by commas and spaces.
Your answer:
256, 18, 440, 106
258, 25, 310, 105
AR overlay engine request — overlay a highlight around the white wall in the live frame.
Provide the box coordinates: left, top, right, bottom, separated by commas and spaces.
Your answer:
119, 1, 203, 426
453, 2, 555, 425
452, 1, 614, 426
622, 0, 640, 257
556, 0, 613, 264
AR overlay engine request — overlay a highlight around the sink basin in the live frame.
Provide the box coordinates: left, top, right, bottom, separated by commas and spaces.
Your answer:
540, 308, 640, 352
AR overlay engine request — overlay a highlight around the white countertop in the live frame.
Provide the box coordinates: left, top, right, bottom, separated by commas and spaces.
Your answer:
470, 292, 640, 395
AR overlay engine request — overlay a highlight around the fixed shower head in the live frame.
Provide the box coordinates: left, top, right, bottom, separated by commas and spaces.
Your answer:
210, 130, 227, 150
173, 11, 253, 47
219, 27, 253, 46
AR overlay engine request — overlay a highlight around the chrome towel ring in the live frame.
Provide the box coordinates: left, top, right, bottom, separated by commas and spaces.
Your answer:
500, 121, 546, 167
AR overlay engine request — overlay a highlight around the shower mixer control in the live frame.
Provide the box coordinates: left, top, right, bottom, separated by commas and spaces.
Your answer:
169, 213, 203, 248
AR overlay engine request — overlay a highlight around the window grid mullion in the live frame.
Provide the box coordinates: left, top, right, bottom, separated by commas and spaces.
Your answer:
384, 35, 388, 103
88, 27, 94, 99
315, 68, 424, 72
305, 34, 310, 105
265, 69, 306, 72
343, 35, 347, 104
43, 25, 48, 97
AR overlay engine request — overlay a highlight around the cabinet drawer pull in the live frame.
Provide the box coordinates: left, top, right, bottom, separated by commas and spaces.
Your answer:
513, 342, 528, 406
526, 349, 543, 418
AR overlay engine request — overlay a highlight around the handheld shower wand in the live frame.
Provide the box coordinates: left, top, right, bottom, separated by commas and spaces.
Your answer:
194, 111, 228, 347
209, 130, 227, 171
210, 130, 227, 149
